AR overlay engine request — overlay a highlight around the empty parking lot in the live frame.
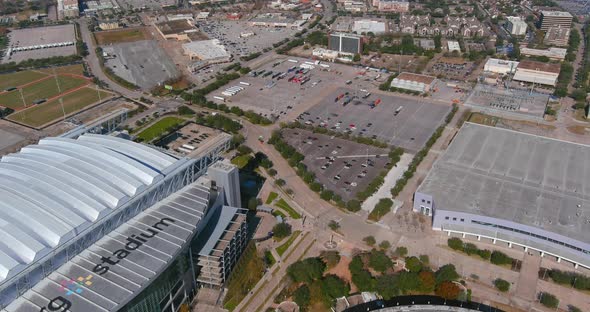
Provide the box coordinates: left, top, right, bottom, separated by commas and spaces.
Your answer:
302, 88, 452, 153
282, 128, 390, 202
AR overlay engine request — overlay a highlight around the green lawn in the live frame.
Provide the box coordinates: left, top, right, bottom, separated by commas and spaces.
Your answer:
265, 191, 278, 204
276, 230, 301, 256
0, 75, 88, 110
0, 70, 48, 90
264, 250, 276, 266
272, 209, 286, 218
275, 198, 302, 219
223, 242, 265, 311
231, 154, 253, 169
136, 116, 185, 142
8, 87, 110, 128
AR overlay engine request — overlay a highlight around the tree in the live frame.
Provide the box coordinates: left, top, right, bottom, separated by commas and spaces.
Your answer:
272, 222, 292, 239
571, 89, 587, 101
419, 255, 430, 265
267, 168, 277, 176
396, 271, 421, 294
320, 189, 334, 201
447, 237, 464, 251
177, 105, 195, 116
395, 246, 408, 257
353, 53, 361, 62
405, 256, 423, 273
275, 178, 286, 187
568, 305, 582, 312
419, 271, 436, 292
376, 274, 400, 299
247, 197, 259, 210
435, 264, 459, 285
363, 236, 376, 246
494, 278, 510, 292
539, 292, 559, 309
321, 274, 350, 300
237, 145, 253, 155
293, 285, 310, 309
369, 250, 393, 273
379, 240, 391, 250
435, 281, 461, 300
287, 257, 326, 283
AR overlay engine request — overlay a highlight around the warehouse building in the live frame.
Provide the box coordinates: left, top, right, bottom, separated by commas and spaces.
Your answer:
183, 39, 232, 72
483, 58, 519, 74
414, 123, 590, 270
0, 131, 254, 311
329, 32, 363, 54
520, 47, 567, 60
539, 11, 573, 31
390, 72, 436, 93
505, 16, 527, 36
513, 60, 560, 86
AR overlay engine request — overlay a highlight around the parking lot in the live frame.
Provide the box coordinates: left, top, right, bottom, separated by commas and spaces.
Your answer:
115, 0, 176, 10
155, 122, 221, 155
208, 57, 387, 120
302, 88, 452, 153
103, 40, 179, 90
2, 24, 77, 64
197, 20, 300, 58
282, 128, 390, 202
427, 57, 476, 80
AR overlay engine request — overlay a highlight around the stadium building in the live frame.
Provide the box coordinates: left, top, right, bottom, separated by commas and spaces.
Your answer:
414, 123, 590, 270
0, 132, 250, 312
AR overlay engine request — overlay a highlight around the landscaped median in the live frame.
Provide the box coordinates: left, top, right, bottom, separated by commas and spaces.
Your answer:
277, 230, 302, 257
223, 242, 265, 311
134, 116, 186, 142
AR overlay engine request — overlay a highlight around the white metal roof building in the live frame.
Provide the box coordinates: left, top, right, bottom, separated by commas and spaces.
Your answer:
352, 20, 387, 34
483, 58, 519, 74
182, 39, 231, 63
0, 133, 233, 309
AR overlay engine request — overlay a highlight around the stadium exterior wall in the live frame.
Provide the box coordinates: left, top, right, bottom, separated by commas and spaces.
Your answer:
415, 191, 590, 269
0, 139, 230, 308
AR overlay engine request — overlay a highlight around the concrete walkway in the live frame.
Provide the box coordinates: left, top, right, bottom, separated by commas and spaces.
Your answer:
361, 153, 413, 212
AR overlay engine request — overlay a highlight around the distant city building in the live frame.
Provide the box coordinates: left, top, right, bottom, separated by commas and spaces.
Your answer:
544, 27, 570, 46
506, 16, 528, 36
415, 123, 590, 270
98, 20, 121, 30
513, 60, 561, 86
312, 48, 340, 61
520, 47, 567, 60
390, 72, 436, 93
484, 58, 519, 74
196, 11, 210, 20
183, 39, 232, 71
57, 0, 79, 19
352, 20, 387, 34
226, 12, 242, 20
447, 40, 461, 52
373, 0, 409, 12
539, 11, 573, 31
343, 0, 367, 12
329, 32, 363, 54
249, 13, 297, 28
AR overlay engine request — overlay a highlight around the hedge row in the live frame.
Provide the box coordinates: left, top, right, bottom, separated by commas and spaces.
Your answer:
447, 237, 514, 266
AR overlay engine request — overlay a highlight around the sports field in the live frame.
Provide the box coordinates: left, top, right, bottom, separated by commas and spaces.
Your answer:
0, 76, 89, 110
94, 27, 151, 45
0, 71, 47, 90
7, 87, 111, 128
136, 116, 185, 142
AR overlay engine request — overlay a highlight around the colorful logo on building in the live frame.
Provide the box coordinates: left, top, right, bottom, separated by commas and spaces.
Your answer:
59, 275, 93, 296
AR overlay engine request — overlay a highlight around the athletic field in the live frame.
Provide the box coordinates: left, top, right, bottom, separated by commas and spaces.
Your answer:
0, 65, 113, 128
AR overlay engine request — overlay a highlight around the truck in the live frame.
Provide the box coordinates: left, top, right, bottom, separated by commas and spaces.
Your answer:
239, 81, 251, 86
394, 106, 403, 116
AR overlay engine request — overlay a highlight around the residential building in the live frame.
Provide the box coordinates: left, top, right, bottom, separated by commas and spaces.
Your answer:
447, 40, 461, 52
506, 16, 527, 35
373, 0, 409, 12
414, 123, 590, 270
539, 11, 573, 31
513, 60, 561, 86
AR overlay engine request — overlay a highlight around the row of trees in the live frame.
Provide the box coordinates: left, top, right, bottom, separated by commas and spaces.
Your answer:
447, 237, 515, 266
349, 251, 465, 301
546, 268, 590, 291
195, 113, 242, 134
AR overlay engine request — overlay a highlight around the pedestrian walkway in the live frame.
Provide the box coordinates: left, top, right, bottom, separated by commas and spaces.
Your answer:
515, 253, 541, 301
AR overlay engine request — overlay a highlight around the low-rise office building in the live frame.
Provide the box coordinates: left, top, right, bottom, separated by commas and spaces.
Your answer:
483, 58, 519, 74
506, 16, 527, 35
544, 27, 570, 46
539, 10, 573, 31
520, 47, 567, 60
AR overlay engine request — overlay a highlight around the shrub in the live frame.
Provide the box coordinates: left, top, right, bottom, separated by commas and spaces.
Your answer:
419, 255, 430, 265
346, 200, 361, 212
493, 278, 510, 292
447, 237, 464, 251
477, 249, 491, 260
379, 240, 391, 250
464, 243, 479, 255
490, 251, 513, 266
539, 292, 559, 309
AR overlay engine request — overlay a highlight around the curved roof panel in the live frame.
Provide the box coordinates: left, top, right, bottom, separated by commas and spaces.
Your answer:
0, 134, 177, 283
